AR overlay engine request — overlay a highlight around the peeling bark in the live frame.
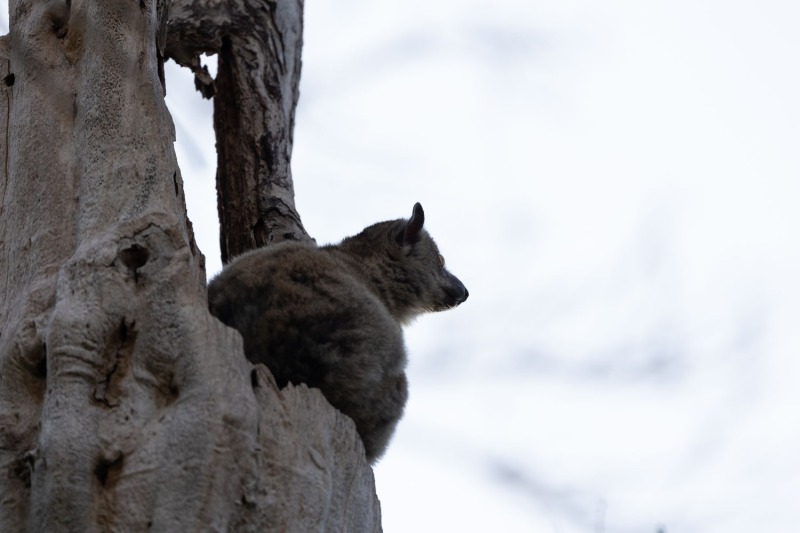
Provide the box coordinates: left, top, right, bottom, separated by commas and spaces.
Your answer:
0, 0, 381, 530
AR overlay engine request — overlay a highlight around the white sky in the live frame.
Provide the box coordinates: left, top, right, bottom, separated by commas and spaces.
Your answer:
4, 1, 800, 531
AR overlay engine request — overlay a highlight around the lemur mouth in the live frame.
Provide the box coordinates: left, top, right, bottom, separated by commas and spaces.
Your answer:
437, 286, 468, 310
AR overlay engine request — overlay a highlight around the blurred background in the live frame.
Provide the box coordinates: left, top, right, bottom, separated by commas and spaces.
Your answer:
4, 1, 800, 531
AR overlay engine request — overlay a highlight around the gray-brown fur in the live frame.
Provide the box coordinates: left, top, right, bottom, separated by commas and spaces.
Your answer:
208, 203, 468, 462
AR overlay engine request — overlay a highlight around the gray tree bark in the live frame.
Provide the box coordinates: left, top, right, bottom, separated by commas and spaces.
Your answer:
0, 0, 381, 531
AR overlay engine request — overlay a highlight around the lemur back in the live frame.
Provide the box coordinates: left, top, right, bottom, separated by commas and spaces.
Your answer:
208, 203, 468, 462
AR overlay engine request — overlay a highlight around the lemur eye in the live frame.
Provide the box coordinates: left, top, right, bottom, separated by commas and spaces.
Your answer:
438, 254, 445, 268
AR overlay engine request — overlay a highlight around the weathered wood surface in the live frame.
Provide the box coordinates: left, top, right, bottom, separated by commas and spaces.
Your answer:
0, 1, 382, 530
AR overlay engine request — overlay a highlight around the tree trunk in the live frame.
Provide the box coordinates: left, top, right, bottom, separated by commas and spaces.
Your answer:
167, 0, 310, 261
0, 0, 381, 531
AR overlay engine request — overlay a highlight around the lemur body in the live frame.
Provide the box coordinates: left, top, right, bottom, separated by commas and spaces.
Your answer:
208, 204, 468, 462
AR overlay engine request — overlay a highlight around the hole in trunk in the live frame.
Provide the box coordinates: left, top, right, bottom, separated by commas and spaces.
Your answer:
119, 244, 149, 271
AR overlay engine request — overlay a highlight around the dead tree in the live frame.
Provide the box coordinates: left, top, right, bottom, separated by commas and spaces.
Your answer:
0, 0, 381, 530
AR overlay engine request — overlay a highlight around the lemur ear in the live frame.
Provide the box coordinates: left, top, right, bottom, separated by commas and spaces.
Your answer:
397, 202, 425, 245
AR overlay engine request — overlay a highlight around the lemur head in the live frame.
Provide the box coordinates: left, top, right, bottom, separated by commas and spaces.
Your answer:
396, 202, 468, 312
340, 203, 468, 322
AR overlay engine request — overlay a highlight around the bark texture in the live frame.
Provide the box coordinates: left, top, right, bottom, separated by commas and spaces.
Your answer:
0, 0, 381, 530
167, 0, 309, 263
